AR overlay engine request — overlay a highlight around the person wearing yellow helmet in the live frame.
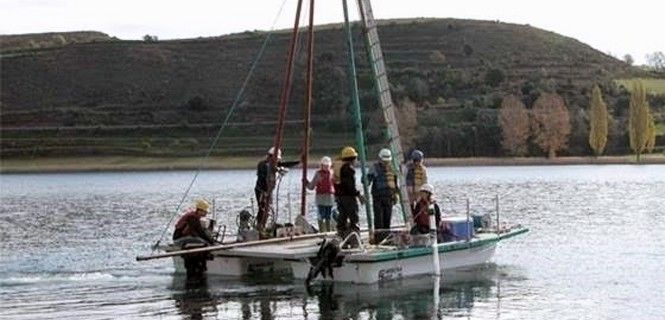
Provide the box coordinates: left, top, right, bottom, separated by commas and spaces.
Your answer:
334, 146, 365, 241
172, 198, 216, 245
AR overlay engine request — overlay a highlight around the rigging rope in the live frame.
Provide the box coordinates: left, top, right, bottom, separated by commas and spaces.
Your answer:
151, 0, 289, 250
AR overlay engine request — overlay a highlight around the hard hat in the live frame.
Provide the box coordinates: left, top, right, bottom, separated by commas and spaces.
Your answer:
419, 183, 434, 194
340, 146, 358, 159
194, 198, 211, 212
320, 156, 332, 166
379, 148, 392, 161
268, 146, 282, 159
411, 149, 424, 161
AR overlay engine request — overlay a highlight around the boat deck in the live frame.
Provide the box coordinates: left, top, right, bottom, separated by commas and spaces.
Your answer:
210, 226, 528, 262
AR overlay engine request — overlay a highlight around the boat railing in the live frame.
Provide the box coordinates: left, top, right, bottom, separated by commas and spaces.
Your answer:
339, 232, 365, 252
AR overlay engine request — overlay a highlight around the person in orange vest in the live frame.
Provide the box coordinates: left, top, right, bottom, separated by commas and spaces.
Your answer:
306, 156, 335, 232
406, 149, 428, 205
173, 198, 216, 246
410, 183, 441, 235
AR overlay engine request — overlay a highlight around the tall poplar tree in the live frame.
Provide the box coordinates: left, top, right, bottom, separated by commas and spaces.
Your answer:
645, 113, 656, 153
588, 85, 608, 156
628, 81, 651, 162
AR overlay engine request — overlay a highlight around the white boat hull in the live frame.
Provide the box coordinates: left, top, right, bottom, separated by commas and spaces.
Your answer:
290, 242, 497, 284
173, 254, 293, 277
169, 227, 527, 283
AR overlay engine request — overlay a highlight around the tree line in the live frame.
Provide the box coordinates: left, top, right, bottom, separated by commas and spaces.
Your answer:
499, 81, 658, 160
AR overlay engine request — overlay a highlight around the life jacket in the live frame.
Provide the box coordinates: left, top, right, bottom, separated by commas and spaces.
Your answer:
413, 163, 427, 189
413, 198, 434, 229
406, 162, 427, 188
316, 168, 335, 194
371, 161, 396, 196
332, 158, 343, 185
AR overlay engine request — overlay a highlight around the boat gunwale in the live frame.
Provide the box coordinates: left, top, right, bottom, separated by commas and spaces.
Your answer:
343, 226, 529, 263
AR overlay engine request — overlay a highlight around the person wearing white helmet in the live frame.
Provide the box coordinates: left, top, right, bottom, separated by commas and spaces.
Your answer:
173, 198, 216, 245
406, 149, 428, 205
254, 146, 299, 233
410, 183, 441, 235
366, 148, 398, 243
306, 156, 336, 232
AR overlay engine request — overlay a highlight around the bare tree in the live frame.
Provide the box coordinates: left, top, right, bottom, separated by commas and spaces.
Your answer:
531, 93, 571, 158
646, 51, 665, 72
499, 95, 530, 156
623, 54, 634, 66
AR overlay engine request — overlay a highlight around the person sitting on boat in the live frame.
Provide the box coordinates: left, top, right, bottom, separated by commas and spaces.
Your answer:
306, 156, 335, 232
366, 148, 398, 243
410, 183, 441, 235
406, 149, 428, 205
172, 198, 216, 246
334, 146, 365, 243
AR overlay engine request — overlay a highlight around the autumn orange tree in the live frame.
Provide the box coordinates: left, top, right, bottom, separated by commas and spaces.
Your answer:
499, 95, 530, 156
531, 93, 571, 158
588, 85, 608, 156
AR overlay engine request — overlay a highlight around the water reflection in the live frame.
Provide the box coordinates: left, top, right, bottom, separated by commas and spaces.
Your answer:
168, 264, 504, 319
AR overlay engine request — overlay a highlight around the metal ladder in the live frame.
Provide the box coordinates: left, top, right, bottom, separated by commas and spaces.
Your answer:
357, 0, 412, 226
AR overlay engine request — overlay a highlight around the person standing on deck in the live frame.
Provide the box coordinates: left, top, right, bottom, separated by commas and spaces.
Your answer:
410, 183, 441, 235
306, 156, 335, 232
173, 198, 216, 246
366, 148, 398, 243
334, 146, 365, 242
255, 147, 281, 232
406, 149, 428, 205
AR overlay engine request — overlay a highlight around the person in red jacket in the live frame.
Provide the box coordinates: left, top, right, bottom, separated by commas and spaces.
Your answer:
307, 156, 335, 232
410, 184, 441, 235
173, 198, 216, 245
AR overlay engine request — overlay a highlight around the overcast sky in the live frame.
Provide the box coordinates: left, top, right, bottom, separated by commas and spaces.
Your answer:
1, 0, 663, 64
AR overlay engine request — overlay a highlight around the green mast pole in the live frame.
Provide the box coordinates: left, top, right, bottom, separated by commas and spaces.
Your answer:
342, 0, 373, 240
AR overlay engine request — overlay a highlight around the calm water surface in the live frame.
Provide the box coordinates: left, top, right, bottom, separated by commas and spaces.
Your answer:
1, 165, 664, 319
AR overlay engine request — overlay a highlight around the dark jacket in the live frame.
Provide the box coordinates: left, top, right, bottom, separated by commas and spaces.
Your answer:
255, 159, 273, 193
173, 209, 215, 244
335, 162, 360, 197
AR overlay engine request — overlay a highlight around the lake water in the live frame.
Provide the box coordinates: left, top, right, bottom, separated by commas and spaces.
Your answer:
1, 165, 664, 319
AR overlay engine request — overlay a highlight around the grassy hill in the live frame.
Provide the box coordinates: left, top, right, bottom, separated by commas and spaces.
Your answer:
1, 19, 663, 159
0, 31, 114, 52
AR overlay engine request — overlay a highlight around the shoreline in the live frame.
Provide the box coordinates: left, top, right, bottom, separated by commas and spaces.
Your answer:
1, 155, 664, 174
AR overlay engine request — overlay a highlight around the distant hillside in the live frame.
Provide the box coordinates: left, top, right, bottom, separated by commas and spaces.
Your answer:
1, 19, 662, 159
0, 31, 114, 52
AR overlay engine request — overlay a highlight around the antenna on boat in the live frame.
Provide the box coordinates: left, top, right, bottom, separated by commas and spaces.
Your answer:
299, 0, 315, 218
146, 0, 289, 250
342, 0, 374, 240
356, 0, 413, 228
257, 0, 305, 234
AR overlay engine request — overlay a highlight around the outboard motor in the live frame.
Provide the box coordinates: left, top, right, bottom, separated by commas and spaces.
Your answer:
236, 209, 258, 242
305, 238, 342, 286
